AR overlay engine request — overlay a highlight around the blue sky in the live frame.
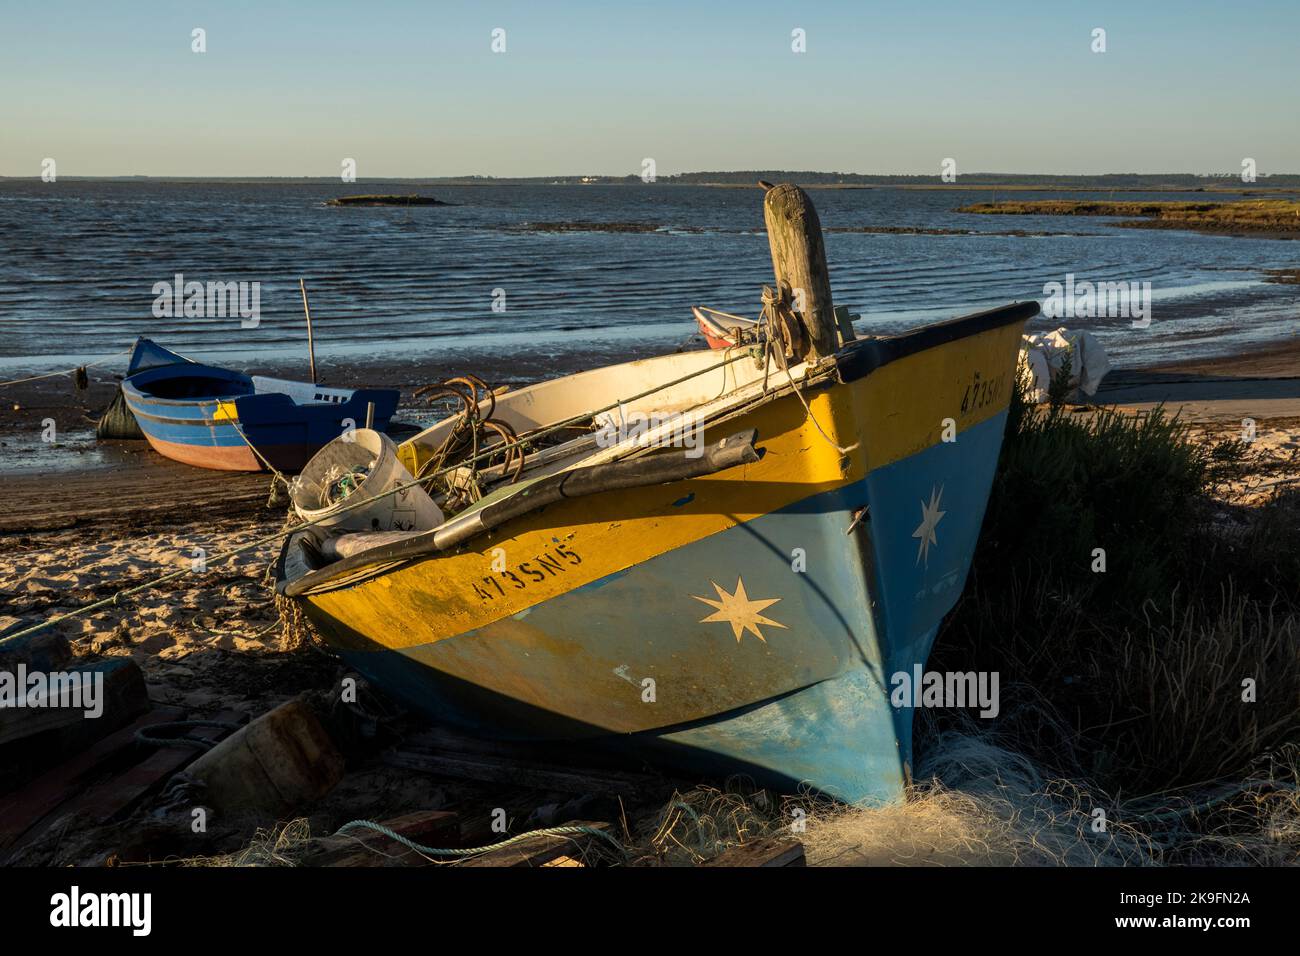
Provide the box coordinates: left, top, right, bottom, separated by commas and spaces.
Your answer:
1, 0, 1296, 176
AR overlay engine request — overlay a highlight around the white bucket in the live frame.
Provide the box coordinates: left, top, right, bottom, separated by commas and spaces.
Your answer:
292, 429, 442, 534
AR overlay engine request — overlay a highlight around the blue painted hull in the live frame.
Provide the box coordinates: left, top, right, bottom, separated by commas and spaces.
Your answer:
120, 338, 399, 472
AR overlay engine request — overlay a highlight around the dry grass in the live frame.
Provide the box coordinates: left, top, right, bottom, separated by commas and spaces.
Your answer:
179, 819, 313, 867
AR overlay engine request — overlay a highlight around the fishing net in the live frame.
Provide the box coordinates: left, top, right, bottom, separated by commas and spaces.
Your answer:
95, 384, 144, 440
319, 461, 376, 507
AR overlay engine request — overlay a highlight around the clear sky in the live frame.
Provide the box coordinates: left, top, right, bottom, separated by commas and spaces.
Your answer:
2, 0, 1296, 177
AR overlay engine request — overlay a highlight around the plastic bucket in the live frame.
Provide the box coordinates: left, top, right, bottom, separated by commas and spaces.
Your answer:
291, 428, 442, 533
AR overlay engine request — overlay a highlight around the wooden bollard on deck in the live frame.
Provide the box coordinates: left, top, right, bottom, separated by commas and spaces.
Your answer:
761, 182, 841, 362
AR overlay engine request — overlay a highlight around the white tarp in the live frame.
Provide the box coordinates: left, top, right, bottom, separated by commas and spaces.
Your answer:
1018, 328, 1111, 403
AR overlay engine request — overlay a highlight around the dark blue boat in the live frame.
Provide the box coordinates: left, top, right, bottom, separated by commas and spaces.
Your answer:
120, 338, 399, 472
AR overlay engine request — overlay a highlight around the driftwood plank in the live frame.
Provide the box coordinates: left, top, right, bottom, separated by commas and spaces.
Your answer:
458, 821, 614, 867
703, 836, 806, 867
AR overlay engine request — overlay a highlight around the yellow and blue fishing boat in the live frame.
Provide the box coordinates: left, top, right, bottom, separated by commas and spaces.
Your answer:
275, 185, 1035, 804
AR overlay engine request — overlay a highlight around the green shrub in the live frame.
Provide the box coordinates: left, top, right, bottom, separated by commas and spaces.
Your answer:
930, 384, 1300, 798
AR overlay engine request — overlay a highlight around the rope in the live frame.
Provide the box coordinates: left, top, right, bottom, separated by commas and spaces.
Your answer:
219, 410, 293, 505
0, 350, 760, 647
332, 819, 628, 862
758, 284, 859, 455
0, 347, 132, 388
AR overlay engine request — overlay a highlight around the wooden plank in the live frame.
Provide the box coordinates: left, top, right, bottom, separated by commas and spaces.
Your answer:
2, 709, 247, 859
0, 705, 183, 853
382, 749, 648, 798
394, 725, 539, 759
703, 836, 806, 867
458, 821, 614, 868
307, 811, 461, 867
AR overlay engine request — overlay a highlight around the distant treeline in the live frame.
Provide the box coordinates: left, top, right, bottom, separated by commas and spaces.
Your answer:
603, 171, 1300, 188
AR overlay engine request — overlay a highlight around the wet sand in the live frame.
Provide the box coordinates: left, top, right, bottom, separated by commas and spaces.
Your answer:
1096, 336, 1300, 430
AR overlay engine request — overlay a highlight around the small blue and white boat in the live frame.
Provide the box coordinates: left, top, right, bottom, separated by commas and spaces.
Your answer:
120, 338, 400, 472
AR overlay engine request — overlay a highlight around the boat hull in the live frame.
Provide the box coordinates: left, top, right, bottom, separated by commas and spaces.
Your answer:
121, 347, 399, 473
287, 304, 1032, 802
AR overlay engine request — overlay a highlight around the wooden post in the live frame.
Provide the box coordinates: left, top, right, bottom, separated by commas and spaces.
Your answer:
761, 182, 840, 362
299, 278, 318, 384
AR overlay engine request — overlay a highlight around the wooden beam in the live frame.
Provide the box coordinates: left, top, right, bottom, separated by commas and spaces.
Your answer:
0, 658, 148, 748
762, 182, 839, 362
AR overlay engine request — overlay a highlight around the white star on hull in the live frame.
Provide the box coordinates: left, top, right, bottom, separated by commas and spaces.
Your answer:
912, 484, 947, 567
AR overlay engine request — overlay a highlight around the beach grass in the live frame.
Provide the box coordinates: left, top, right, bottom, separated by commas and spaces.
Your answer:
922, 385, 1300, 860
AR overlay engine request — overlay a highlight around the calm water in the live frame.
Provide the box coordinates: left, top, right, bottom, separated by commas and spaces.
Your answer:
1, 180, 1297, 374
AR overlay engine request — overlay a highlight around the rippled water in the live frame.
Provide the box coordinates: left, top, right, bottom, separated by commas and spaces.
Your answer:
1, 180, 1297, 373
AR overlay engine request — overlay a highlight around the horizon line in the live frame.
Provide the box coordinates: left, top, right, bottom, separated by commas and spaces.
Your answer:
3, 171, 1298, 182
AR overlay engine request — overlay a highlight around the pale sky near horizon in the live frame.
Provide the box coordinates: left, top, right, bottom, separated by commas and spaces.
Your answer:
1, 0, 1297, 178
